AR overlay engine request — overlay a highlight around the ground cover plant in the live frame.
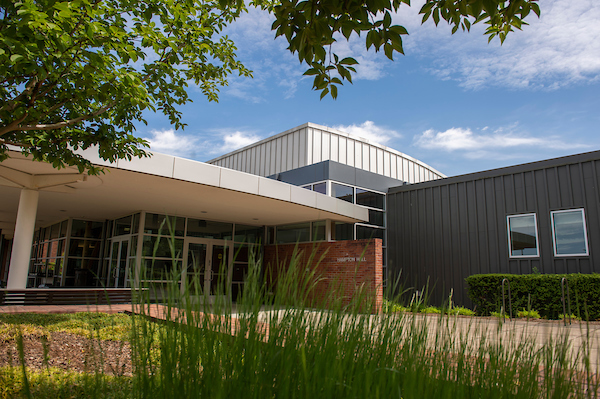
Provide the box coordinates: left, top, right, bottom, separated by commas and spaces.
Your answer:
3, 251, 600, 398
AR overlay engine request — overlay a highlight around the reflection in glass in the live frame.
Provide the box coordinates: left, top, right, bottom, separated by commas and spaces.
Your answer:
313, 182, 327, 194
356, 225, 385, 245
508, 214, 538, 257
331, 183, 353, 203
187, 219, 233, 240
552, 209, 588, 256
277, 223, 310, 244
144, 213, 184, 236
356, 188, 385, 210
333, 222, 354, 241
234, 225, 263, 243
142, 236, 184, 258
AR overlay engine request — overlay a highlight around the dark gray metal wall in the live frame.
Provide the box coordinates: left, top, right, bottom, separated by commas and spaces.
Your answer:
387, 151, 600, 307
269, 160, 406, 192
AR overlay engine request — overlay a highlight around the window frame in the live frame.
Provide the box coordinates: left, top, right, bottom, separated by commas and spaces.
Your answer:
550, 208, 589, 257
506, 213, 540, 258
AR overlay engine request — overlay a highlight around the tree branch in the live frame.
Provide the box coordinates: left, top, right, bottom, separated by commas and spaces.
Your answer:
1, 101, 115, 135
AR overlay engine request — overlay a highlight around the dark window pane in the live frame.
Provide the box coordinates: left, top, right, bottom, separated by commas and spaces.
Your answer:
68, 239, 101, 258
508, 214, 538, 257
333, 223, 354, 241
187, 219, 233, 240
115, 216, 132, 236
552, 210, 588, 256
277, 223, 310, 244
71, 220, 103, 238
141, 259, 181, 281
356, 225, 385, 245
142, 236, 183, 258
144, 213, 184, 236
132, 213, 140, 234
60, 221, 68, 237
50, 223, 60, 240
368, 210, 385, 227
313, 182, 326, 194
312, 221, 326, 241
331, 183, 353, 203
234, 225, 263, 243
356, 188, 385, 210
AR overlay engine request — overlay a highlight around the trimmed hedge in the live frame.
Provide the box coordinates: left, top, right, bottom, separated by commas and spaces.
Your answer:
466, 273, 600, 321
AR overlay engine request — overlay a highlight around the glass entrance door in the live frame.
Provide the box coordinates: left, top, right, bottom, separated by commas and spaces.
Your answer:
183, 239, 231, 302
108, 239, 129, 288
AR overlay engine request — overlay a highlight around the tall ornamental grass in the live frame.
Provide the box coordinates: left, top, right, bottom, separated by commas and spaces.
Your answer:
130, 246, 600, 398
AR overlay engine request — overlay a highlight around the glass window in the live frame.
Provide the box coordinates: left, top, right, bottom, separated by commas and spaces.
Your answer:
313, 182, 327, 195
356, 225, 385, 245
551, 209, 589, 256
234, 225, 263, 244
368, 209, 385, 227
312, 221, 326, 241
187, 219, 233, 240
333, 222, 354, 241
68, 239, 101, 258
331, 183, 353, 203
60, 221, 68, 237
115, 216, 132, 236
50, 223, 60, 240
507, 214, 539, 257
356, 188, 385, 210
71, 220, 103, 239
144, 213, 184, 236
142, 236, 184, 258
276, 223, 310, 244
132, 213, 140, 234
140, 259, 181, 281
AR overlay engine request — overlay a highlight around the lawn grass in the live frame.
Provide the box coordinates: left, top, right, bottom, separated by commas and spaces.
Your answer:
0, 312, 132, 341
0, 366, 132, 399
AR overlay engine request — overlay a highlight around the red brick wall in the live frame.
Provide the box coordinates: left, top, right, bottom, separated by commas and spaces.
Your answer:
263, 239, 383, 313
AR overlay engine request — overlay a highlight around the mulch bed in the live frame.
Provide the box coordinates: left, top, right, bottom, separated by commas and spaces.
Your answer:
0, 332, 132, 376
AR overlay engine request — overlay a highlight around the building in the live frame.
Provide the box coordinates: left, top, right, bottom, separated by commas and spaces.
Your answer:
1, 122, 598, 307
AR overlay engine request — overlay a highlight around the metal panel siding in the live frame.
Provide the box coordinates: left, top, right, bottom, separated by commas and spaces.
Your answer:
353, 141, 360, 168
377, 148, 384, 175
275, 137, 282, 174
346, 138, 354, 167
330, 134, 338, 162
321, 131, 330, 162
387, 153, 600, 307
313, 129, 322, 163
370, 146, 377, 173
338, 136, 346, 164
390, 155, 397, 179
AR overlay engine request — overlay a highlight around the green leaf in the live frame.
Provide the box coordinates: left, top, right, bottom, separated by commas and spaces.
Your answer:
339, 57, 358, 65
330, 84, 337, 99
319, 87, 329, 100
10, 54, 24, 63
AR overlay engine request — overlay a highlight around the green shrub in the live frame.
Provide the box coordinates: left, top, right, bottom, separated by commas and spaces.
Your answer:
447, 307, 475, 316
491, 311, 509, 319
517, 309, 541, 319
466, 273, 600, 320
559, 313, 582, 321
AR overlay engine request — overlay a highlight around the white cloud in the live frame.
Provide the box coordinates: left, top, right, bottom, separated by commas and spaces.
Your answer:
333, 121, 401, 145
213, 130, 262, 154
414, 126, 589, 159
402, 0, 600, 89
142, 129, 199, 158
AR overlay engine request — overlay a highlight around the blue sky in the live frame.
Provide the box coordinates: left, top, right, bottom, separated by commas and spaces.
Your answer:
139, 0, 600, 177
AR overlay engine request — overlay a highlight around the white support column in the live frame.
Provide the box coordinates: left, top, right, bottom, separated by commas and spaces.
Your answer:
7, 188, 39, 289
